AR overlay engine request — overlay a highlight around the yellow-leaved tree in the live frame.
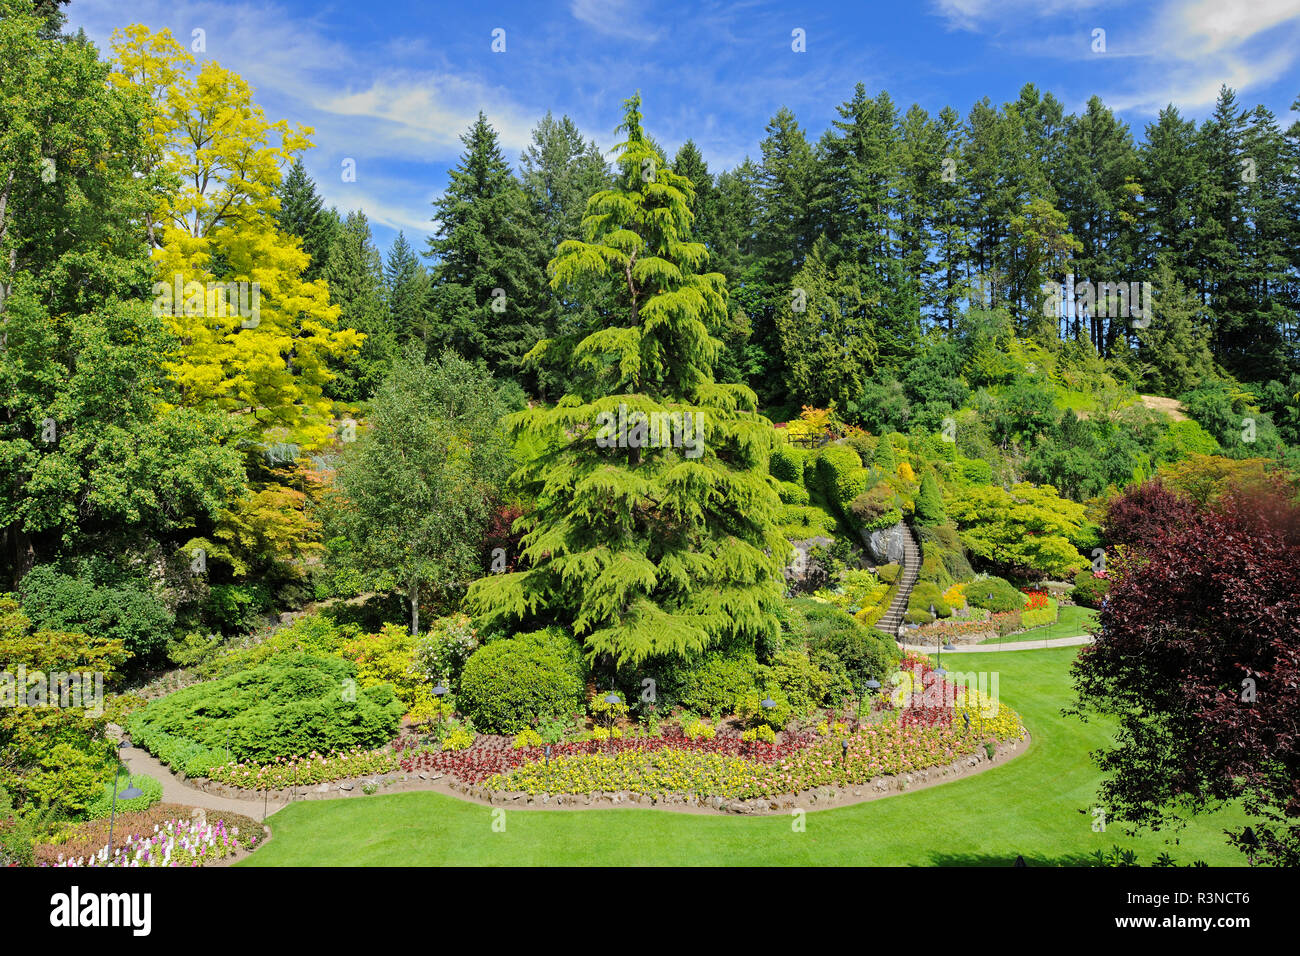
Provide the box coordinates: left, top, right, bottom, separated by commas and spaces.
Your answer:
110, 25, 353, 580
110, 25, 360, 452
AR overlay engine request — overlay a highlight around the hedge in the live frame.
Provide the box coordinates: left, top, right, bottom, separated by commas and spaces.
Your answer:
812, 445, 866, 509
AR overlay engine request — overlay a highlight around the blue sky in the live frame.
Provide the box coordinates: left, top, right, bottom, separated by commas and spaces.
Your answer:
69, 0, 1300, 257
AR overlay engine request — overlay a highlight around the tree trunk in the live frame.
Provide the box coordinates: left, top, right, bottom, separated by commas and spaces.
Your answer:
409, 578, 420, 636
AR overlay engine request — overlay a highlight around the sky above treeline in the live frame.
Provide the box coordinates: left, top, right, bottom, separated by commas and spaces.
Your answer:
68, 0, 1300, 255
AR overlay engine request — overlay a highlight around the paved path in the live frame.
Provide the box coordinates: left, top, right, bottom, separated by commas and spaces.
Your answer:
899, 635, 1094, 654
120, 745, 291, 819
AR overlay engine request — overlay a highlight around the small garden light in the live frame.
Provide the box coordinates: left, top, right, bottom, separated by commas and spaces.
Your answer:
840, 738, 848, 767
106, 741, 142, 863
603, 693, 621, 752
761, 697, 776, 710
431, 682, 449, 740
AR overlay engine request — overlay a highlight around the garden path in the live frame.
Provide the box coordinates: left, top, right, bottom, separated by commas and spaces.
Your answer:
120, 744, 291, 818
898, 635, 1094, 654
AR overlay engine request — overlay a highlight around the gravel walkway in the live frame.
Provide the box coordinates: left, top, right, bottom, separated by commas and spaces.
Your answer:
898, 635, 1094, 654
120, 745, 291, 818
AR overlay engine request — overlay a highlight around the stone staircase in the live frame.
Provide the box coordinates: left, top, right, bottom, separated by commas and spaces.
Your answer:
874, 522, 922, 639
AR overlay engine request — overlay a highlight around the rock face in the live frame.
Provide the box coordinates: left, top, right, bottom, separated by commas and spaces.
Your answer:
863, 521, 908, 565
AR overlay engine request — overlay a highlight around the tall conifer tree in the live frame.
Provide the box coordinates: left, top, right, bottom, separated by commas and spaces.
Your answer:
466, 94, 787, 670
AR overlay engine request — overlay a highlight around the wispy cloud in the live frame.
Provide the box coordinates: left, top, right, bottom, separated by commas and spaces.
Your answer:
569, 0, 664, 42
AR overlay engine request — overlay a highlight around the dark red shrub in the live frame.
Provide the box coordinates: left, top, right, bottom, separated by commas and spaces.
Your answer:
1073, 478, 1300, 865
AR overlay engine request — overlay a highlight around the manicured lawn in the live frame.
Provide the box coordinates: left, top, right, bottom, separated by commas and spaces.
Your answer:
979, 604, 1098, 645
240, 647, 1245, 866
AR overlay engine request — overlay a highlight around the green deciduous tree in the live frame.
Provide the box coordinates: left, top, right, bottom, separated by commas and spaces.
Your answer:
326, 347, 513, 635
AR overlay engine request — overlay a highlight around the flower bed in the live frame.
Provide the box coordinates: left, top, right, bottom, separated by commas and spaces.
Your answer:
206, 748, 398, 789
486, 717, 1017, 800
394, 727, 817, 785
46, 814, 261, 867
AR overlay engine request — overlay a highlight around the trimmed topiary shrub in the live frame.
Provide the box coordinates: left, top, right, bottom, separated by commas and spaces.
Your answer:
776, 480, 810, 505
812, 445, 864, 508
967, 576, 1024, 613
456, 628, 587, 734
908, 581, 952, 618
877, 563, 901, 584
770, 445, 807, 484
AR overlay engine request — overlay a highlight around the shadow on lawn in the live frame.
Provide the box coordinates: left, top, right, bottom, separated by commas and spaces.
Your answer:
926, 850, 1097, 867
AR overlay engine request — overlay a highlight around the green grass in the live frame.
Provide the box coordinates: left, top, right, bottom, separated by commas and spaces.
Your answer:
240, 647, 1245, 867
979, 604, 1098, 645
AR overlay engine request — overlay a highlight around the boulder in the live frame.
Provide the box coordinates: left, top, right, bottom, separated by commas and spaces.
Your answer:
863, 521, 908, 565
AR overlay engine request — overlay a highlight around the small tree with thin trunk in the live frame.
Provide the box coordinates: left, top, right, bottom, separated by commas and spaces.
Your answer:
326, 347, 512, 634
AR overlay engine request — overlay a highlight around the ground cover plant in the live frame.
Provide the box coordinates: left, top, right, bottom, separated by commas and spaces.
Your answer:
126, 654, 404, 774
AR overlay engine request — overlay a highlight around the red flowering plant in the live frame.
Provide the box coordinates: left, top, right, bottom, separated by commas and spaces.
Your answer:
1022, 591, 1050, 611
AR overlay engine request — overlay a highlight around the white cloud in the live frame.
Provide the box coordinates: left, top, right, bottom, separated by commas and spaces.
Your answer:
570, 0, 663, 41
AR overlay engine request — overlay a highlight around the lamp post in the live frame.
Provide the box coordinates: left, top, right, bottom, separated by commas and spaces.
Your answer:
431, 681, 448, 743
757, 697, 776, 754
106, 740, 143, 865
604, 693, 621, 753
864, 679, 881, 722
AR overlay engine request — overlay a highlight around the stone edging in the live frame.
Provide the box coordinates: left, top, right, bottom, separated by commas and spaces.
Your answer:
180, 733, 1030, 816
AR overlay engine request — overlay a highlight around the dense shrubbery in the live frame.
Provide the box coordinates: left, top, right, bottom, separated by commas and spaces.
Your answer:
792, 598, 900, 688
85, 775, 162, 819
128, 654, 404, 770
1070, 569, 1109, 608
456, 629, 587, 733
0, 789, 34, 866
19, 565, 173, 662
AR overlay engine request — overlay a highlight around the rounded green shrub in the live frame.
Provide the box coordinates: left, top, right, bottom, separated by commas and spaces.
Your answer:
791, 598, 900, 687
776, 480, 810, 505
128, 653, 404, 766
457, 628, 586, 734
766, 650, 831, 715
908, 581, 952, 618
770, 445, 807, 484
1070, 569, 1109, 609
968, 576, 1024, 613
672, 652, 761, 715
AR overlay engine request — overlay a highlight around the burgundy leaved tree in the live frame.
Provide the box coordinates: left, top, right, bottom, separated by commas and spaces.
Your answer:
1102, 478, 1198, 550
1071, 478, 1300, 865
